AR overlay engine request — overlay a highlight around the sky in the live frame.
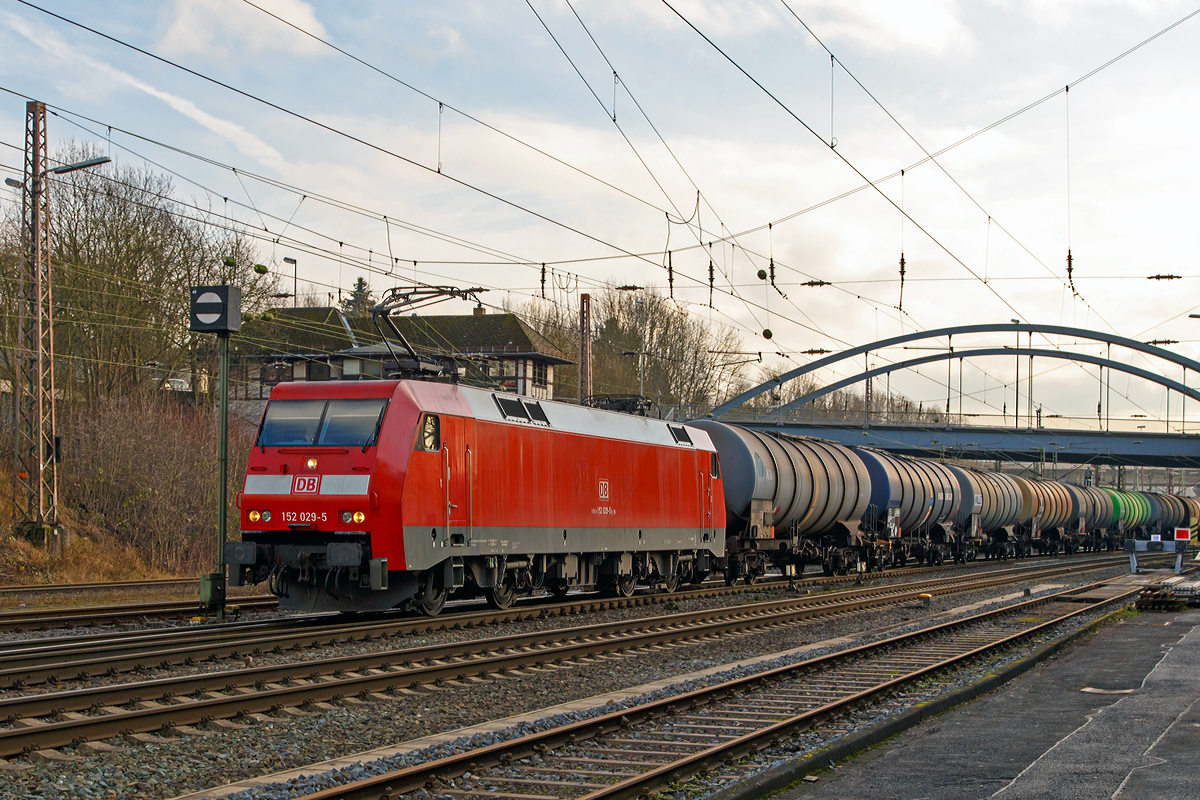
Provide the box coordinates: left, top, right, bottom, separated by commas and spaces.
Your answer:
2, 0, 1200, 431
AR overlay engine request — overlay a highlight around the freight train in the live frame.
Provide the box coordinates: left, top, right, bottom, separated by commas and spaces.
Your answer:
227, 380, 1199, 614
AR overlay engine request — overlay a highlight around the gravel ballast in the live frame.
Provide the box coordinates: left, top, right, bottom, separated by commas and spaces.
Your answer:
0, 563, 1136, 800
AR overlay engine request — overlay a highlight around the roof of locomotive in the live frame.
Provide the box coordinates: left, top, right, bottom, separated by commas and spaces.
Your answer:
265, 380, 717, 453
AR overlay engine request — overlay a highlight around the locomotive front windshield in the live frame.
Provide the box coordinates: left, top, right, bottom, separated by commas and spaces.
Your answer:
257, 398, 389, 447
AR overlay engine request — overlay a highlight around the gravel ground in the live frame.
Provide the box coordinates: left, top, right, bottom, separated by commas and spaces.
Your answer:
657, 602, 1131, 800
0, 562, 1133, 800
0, 558, 1080, 697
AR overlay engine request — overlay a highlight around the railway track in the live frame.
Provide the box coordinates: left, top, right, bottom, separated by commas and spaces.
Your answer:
0, 557, 1139, 758
0, 556, 1136, 690
288, 580, 1142, 800
0, 577, 204, 597
0, 595, 280, 633
0, 550, 1124, 633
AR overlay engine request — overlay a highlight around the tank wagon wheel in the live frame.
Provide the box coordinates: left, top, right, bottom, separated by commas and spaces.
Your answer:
662, 573, 681, 594
487, 574, 518, 610
614, 575, 637, 597
547, 582, 570, 599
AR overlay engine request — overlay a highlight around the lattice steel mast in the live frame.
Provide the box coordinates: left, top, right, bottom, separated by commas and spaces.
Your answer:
12, 100, 59, 539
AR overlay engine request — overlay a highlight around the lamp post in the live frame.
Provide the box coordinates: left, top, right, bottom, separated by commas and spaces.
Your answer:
620, 350, 645, 397
1011, 319, 1020, 429
283, 257, 297, 308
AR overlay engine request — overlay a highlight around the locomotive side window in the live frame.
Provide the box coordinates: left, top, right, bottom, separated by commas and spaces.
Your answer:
257, 399, 325, 446
524, 401, 549, 424
317, 399, 388, 447
711, 452, 720, 478
418, 414, 441, 451
495, 395, 530, 421
669, 425, 693, 446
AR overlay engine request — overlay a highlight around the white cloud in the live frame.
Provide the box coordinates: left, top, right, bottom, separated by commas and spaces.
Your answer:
566, 0, 969, 51
796, 0, 975, 56
5, 12, 285, 170
159, 0, 328, 61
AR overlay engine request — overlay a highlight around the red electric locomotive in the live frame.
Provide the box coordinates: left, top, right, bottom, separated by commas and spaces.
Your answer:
228, 379, 726, 614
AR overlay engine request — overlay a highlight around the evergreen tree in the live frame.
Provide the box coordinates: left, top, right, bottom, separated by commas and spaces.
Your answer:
341, 276, 374, 316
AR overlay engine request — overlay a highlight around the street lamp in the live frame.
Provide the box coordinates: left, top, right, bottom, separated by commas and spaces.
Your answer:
283, 256, 297, 308
620, 350, 645, 397
1011, 319, 1020, 429
48, 156, 111, 175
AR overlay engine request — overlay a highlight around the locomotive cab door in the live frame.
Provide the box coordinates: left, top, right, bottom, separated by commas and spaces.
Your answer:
702, 451, 719, 535
441, 416, 475, 547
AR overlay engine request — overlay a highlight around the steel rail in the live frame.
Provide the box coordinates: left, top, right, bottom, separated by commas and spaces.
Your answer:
0, 549, 1106, 633
290, 581, 1142, 800
0, 552, 1131, 660
0, 557, 1122, 688
0, 560, 1134, 757
0, 596, 279, 632
0, 578, 201, 596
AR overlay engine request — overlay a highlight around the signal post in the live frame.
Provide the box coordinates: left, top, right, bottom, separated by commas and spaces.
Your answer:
190, 284, 241, 621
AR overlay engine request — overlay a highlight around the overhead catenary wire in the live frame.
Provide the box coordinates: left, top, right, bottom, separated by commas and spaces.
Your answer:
14, 0, 708, 284
8, 5, 1179, 419
662, 0, 1199, 412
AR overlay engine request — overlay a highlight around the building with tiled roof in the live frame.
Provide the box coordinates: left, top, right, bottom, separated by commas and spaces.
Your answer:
232, 307, 573, 400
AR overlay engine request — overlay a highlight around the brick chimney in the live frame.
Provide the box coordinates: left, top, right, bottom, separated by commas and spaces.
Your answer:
473, 306, 486, 316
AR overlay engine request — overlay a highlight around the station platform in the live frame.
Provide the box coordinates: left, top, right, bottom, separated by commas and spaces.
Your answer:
767, 606, 1200, 800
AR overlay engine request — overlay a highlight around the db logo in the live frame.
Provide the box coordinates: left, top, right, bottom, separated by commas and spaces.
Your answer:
598, 479, 610, 500
292, 475, 320, 494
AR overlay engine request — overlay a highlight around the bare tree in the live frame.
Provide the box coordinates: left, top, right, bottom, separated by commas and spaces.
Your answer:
512, 286, 749, 407
36, 145, 276, 401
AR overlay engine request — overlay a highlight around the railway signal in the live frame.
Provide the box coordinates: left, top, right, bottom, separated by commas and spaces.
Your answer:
190, 284, 242, 621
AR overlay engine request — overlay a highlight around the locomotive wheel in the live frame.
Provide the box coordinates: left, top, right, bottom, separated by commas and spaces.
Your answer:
615, 575, 637, 597
418, 587, 448, 616
487, 576, 518, 610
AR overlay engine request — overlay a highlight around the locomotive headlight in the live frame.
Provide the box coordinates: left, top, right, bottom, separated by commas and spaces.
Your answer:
248, 510, 262, 523
261, 510, 271, 522
352, 511, 366, 524
305, 457, 318, 470
341, 511, 366, 524
341, 511, 352, 523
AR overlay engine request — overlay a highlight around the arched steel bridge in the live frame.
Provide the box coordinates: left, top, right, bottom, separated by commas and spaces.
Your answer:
705, 323, 1200, 468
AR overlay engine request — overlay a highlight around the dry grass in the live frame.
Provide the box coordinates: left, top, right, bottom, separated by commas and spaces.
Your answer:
0, 469, 177, 585
0, 391, 252, 585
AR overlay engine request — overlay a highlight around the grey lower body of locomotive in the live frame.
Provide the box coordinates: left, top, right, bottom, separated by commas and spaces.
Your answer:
228, 524, 724, 613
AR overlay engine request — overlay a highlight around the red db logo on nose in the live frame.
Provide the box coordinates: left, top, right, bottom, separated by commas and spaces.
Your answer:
292, 475, 320, 494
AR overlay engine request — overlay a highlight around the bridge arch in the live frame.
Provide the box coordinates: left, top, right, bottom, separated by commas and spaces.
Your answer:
779, 347, 1200, 412
712, 323, 1200, 417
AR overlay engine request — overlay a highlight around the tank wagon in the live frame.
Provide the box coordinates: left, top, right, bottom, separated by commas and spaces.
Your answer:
687, 420, 871, 579
231, 382, 1200, 613
688, 421, 1200, 576
229, 380, 724, 614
